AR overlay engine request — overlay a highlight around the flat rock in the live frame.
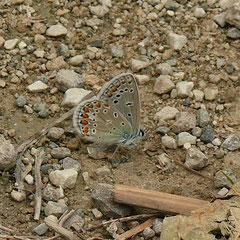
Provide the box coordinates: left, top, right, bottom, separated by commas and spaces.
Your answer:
156, 63, 173, 75
214, 169, 236, 188
62, 157, 81, 172
46, 56, 67, 71
49, 169, 78, 189
61, 88, 92, 107
89, 5, 109, 17
42, 183, 64, 201
56, 69, 85, 92
47, 127, 64, 141
204, 87, 218, 100
44, 201, 68, 217
154, 75, 175, 95
91, 184, 132, 218
27, 81, 48, 92
51, 147, 71, 159
46, 24, 67, 37
135, 75, 150, 85
225, 2, 240, 29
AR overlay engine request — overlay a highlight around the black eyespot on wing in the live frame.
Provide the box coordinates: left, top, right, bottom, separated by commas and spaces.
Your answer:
113, 112, 118, 118
126, 102, 133, 106
113, 100, 119, 105
127, 113, 132, 117
121, 122, 125, 126
92, 119, 96, 122
92, 129, 96, 134
103, 109, 108, 114
93, 123, 97, 127
130, 89, 134, 93
125, 88, 128, 92
116, 94, 121, 98
95, 109, 99, 113
120, 90, 124, 93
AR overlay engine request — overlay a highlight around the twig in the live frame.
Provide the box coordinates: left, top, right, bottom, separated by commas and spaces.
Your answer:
115, 218, 154, 240
44, 219, 80, 240
0, 224, 13, 233
21, 163, 32, 180
86, 213, 160, 231
34, 150, 45, 220
163, 149, 214, 181
59, 210, 75, 226
15, 91, 94, 190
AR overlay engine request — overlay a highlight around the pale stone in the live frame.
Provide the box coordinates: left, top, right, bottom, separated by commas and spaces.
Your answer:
130, 59, 149, 72
46, 24, 67, 37
167, 33, 187, 50
176, 81, 194, 98
27, 81, 48, 92
4, 38, 19, 50
155, 107, 179, 121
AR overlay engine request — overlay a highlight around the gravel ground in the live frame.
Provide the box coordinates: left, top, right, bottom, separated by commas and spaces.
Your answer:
0, 0, 240, 239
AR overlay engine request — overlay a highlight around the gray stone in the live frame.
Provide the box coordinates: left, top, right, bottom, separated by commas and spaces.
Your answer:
171, 112, 196, 133
33, 103, 47, 113
56, 69, 85, 92
176, 81, 194, 98
130, 59, 149, 72
62, 157, 81, 172
156, 63, 173, 75
143, 227, 155, 239
213, 12, 227, 27
47, 127, 64, 141
153, 218, 162, 235
185, 148, 208, 170
167, 33, 187, 50
92, 208, 103, 219
165, 1, 180, 10
161, 135, 177, 149
135, 75, 150, 85
154, 75, 175, 95
110, 44, 124, 58
44, 201, 68, 217
222, 134, 240, 151
33, 223, 48, 236
42, 184, 64, 201
193, 7, 207, 18
49, 169, 78, 189
155, 107, 179, 121
214, 169, 236, 188
227, 28, 240, 39
0, 135, 17, 171
197, 109, 211, 127
177, 132, 197, 146
219, 0, 238, 10
69, 55, 84, 66
38, 108, 49, 118
225, 2, 240, 29
200, 125, 215, 143
51, 147, 71, 159
113, 27, 127, 36
16, 96, 27, 107
63, 209, 85, 231
46, 24, 67, 37
34, 75, 49, 84
58, 44, 70, 57
216, 57, 226, 68
204, 87, 218, 100
91, 184, 132, 218
61, 88, 92, 107
192, 127, 202, 137
10, 190, 26, 202
95, 166, 111, 176
156, 126, 170, 134
157, 153, 175, 170
4, 38, 19, 50
27, 81, 48, 92
89, 5, 109, 17
193, 89, 204, 102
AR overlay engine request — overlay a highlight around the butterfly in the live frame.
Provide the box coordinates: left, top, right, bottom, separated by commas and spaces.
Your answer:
73, 73, 145, 148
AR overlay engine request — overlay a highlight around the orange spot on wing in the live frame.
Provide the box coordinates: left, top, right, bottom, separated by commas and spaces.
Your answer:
107, 92, 112, 97
83, 127, 89, 135
116, 83, 120, 87
96, 102, 101, 108
81, 120, 88, 125
84, 108, 89, 113
112, 87, 117, 92
88, 104, 93, 108
82, 114, 89, 118
104, 103, 109, 107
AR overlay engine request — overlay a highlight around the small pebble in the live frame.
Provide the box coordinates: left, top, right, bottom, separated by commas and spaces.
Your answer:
16, 96, 27, 107
91, 208, 103, 219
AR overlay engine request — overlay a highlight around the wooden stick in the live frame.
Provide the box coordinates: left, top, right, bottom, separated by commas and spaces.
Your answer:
44, 218, 80, 240
86, 213, 161, 231
115, 218, 154, 240
0, 224, 13, 233
113, 185, 209, 214
34, 150, 44, 220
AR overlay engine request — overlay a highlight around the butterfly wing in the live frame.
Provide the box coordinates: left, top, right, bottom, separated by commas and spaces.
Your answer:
73, 98, 132, 146
97, 73, 141, 136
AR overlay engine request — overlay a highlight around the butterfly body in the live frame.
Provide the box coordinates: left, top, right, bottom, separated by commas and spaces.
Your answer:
73, 73, 145, 148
